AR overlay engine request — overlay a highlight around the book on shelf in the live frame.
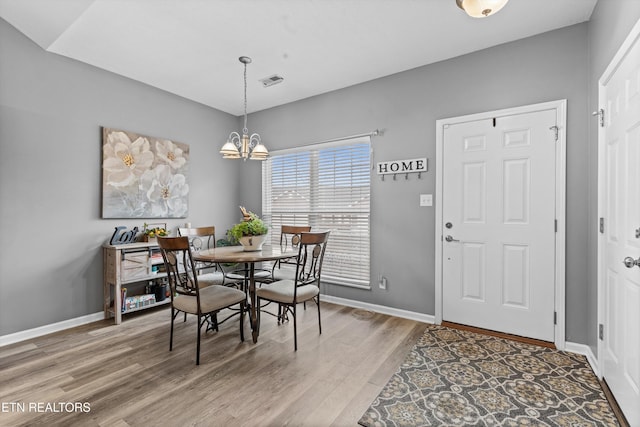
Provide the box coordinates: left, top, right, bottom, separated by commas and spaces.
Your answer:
121, 287, 127, 313
123, 294, 157, 312
150, 249, 163, 259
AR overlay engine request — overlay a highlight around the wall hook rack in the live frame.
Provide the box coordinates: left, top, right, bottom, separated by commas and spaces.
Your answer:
380, 171, 424, 181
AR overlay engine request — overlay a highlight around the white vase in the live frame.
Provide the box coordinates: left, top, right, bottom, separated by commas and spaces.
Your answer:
238, 234, 267, 251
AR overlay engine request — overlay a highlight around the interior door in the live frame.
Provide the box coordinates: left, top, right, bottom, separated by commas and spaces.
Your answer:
600, 21, 640, 426
442, 109, 557, 342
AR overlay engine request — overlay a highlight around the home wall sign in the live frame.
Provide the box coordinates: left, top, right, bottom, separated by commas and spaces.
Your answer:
377, 157, 428, 180
102, 127, 190, 218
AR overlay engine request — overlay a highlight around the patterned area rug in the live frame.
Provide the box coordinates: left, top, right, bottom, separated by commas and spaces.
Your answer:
359, 325, 620, 426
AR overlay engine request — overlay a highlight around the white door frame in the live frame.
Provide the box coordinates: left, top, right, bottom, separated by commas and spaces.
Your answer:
597, 17, 640, 378
435, 100, 567, 350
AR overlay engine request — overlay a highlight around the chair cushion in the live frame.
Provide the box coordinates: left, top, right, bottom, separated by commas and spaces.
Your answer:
256, 279, 319, 304
225, 269, 272, 280
173, 285, 245, 315
196, 271, 225, 287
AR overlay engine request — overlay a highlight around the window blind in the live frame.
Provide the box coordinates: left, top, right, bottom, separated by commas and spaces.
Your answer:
262, 137, 371, 288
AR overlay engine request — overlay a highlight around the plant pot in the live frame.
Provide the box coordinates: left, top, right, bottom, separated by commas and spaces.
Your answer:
238, 234, 267, 251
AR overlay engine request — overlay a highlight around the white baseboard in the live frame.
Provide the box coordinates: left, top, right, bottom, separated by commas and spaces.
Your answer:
321, 294, 435, 324
565, 341, 599, 375
0, 312, 104, 347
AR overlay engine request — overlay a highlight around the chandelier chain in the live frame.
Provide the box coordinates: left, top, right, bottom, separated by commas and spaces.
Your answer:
243, 61, 248, 134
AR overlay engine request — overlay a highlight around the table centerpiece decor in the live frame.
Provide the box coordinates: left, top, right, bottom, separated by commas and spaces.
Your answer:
229, 207, 268, 251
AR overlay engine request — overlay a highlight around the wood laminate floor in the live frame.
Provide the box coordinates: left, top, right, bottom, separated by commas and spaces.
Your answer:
0, 302, 426, 426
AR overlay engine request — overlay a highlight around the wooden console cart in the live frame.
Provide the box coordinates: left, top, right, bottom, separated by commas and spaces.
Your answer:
103, 242, 170, 324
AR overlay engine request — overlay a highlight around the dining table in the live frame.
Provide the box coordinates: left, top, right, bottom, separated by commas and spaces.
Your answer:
192, 244, 298, 343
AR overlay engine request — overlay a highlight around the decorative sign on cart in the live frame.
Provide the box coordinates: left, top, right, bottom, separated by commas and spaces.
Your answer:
109, 226, 139, 245
377, 157, 427, 179
102, 127, 190, 218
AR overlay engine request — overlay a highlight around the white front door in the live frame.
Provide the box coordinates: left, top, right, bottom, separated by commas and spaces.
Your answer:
441, 108, 558, 342
598, 19, 640, 426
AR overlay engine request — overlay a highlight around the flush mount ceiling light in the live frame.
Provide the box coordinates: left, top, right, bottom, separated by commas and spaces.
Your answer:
456, 0, 509, 18
220, 56, 269, 161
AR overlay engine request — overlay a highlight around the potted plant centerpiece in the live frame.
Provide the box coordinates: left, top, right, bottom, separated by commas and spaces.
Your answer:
229, 206, 269, 251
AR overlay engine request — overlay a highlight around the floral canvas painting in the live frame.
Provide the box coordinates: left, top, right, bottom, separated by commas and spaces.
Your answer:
102, 128, 189, 218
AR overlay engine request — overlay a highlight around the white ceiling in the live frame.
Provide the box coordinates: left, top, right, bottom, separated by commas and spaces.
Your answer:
0, 0, 597, 116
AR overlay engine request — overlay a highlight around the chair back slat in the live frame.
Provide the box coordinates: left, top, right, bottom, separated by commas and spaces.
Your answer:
294, 231, 330, 287
157, 236, 200, 299
280, 225, 312, 249
276, 225, 312, 272
178, 226, 216, 251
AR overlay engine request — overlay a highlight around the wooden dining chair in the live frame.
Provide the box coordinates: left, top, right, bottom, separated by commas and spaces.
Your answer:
157, 236, 247, 365
177, 226, 232, 288
269, 225, 312, 282
256, 231, 330, 351
254, 224, 312, 285
259, 225, 312, 315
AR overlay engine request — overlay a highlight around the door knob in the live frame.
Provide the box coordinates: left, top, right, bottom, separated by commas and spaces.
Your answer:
623, 257, 640, 268
445, 235, 459, 242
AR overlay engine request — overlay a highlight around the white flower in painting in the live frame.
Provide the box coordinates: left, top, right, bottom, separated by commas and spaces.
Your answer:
103, 131, 154, 188
140, 165, 189, 217
156, 139, 187, 170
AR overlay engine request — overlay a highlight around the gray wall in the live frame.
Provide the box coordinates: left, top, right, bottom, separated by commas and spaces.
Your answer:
0, 18, 242, 335
586, 1, 640, 354
4, 2, 639, 347
241, 23, 591, 344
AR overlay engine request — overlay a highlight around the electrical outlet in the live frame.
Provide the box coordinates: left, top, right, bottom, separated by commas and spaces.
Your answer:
379, 275, 387, 290
420, 194, 433, 207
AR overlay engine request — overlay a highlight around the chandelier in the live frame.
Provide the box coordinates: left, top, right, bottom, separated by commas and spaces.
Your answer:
456, 0, 509, 18
220, 56, 269, 160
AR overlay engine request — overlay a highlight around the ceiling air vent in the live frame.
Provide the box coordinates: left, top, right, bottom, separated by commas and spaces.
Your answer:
259, 74, 284, 87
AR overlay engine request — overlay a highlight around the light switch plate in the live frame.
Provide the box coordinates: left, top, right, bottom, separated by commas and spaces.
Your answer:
420, 194, 433, 207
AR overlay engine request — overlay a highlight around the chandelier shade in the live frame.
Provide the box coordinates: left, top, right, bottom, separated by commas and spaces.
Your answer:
456, 0, 509, 18
220, 56, 269, 161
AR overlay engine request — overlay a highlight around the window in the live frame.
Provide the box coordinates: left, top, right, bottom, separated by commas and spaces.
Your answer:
262, 136, 371, 288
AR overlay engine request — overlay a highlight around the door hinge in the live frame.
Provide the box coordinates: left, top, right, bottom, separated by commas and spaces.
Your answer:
554, 311, 557, 325
592, 108, 605, 128
549, 125, 559, 141
599, 323, 604, 340
555, 219, 558, 232
599, 217, 605, 234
